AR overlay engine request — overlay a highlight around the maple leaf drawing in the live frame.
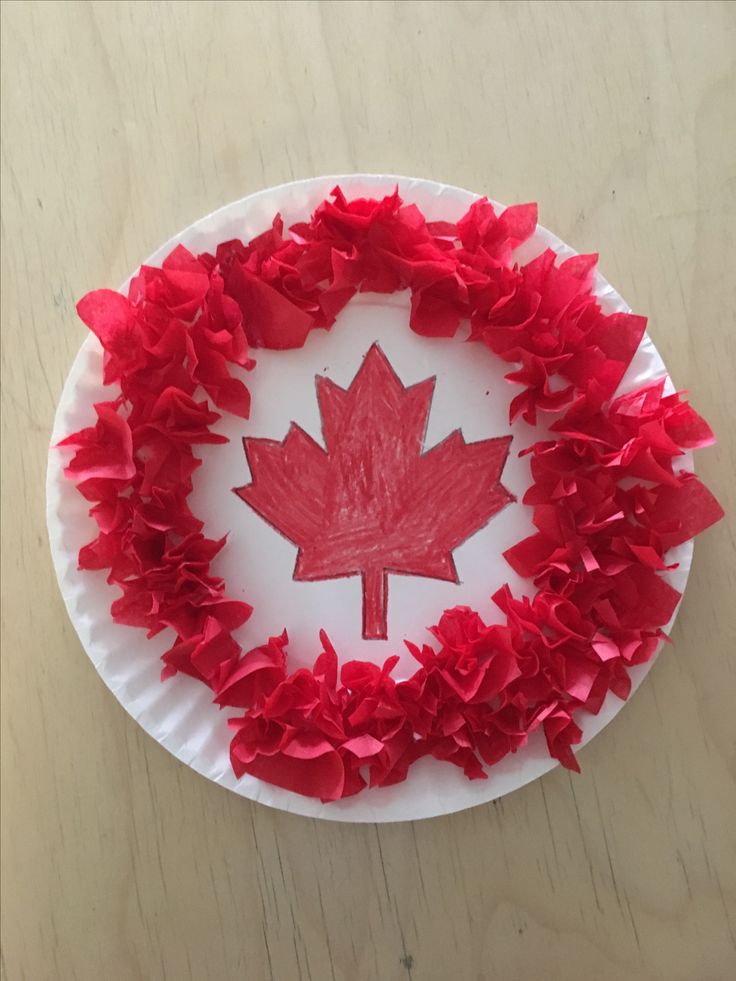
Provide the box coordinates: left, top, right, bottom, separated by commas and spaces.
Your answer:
235, 344, 514, 639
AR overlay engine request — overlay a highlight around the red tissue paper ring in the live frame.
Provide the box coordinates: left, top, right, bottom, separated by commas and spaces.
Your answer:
56, 184, 723, 804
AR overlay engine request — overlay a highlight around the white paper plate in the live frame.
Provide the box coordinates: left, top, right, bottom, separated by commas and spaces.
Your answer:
47, 175, 693, 822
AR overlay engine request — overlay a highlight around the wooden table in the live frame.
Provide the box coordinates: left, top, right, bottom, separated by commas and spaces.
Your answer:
2, 2, 734, 979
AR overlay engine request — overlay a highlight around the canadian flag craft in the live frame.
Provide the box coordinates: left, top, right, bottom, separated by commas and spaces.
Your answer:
57, 186, 724, 803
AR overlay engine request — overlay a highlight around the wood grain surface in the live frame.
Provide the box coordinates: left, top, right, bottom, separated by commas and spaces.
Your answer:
2, 2, 735, 979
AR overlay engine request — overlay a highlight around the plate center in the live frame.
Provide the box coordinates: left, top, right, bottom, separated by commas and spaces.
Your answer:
192, 292, 538, 673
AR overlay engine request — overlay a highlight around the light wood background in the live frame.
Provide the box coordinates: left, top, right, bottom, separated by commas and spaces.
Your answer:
2, 2, 735, 979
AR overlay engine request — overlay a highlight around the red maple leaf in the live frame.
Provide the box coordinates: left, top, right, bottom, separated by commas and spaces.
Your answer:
235, 344, 514, 639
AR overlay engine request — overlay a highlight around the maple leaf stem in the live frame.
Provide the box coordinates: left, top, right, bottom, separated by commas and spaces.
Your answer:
362, 568, 388, 640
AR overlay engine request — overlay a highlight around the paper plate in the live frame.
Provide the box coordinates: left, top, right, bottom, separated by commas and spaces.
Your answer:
47, 175, 693, 822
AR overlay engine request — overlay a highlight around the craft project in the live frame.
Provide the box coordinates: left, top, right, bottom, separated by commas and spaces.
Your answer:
48, 176, 723, 821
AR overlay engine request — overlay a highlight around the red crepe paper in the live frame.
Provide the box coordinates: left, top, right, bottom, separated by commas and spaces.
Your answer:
60, 187, 724, 802
59, 403, 135, 483
236, 343, 513, 639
